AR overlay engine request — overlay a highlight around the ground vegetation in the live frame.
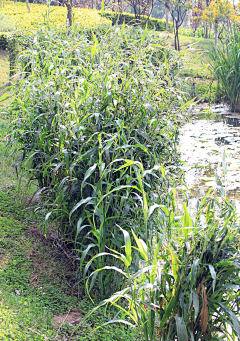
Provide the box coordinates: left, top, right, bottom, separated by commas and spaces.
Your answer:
0, 2, 240, 339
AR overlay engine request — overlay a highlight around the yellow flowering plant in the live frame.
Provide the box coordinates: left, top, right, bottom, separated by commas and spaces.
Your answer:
0, 1, 111, 31
202, 0, 239, 25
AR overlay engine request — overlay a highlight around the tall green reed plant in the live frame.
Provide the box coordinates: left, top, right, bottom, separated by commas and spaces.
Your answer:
83, 161, 240, 340
208, 24, 240, 112
7, 24, 190, 297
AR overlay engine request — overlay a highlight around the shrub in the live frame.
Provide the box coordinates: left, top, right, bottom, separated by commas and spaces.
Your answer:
101, 11, 173, 32
0, 33, 8, 50
0, 13, 16, 32
7, 25, 189, 297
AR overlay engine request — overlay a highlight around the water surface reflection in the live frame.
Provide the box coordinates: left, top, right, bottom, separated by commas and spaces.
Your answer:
179, 106, 240, 213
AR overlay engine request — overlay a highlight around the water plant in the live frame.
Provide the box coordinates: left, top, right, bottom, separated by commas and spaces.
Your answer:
208, 24, 240, 112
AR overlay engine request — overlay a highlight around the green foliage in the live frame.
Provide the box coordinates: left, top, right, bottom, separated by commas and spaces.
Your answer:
208, 24, 240, 112
179, 26, 215, 39
0, 32, 8, 49
0, 13, 15, 32
7, 24, 187, 297
195, 81, 225, 102
7, 32, 32, 77
180, 78, 224, 103
86, 163, 240, 341
100, 11, 173, 32
0, 31, 29, 76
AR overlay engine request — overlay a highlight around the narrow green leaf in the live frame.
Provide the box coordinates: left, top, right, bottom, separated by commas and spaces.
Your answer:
182, 202, 192, 241
192, 289, 199, 322
82, 163, 97, 187
119, 227, 132, 267
169, 247, 179, 281
80, 243, 96, 271
175, 316, 188, 341
191, 259, 199, 288
101, 0, 104, 15
181, 97, 195, 110
141, 22, 148, 44
70, 197, 93, 219
218, 301, 240, 337
222, 150, 227, 175
132, 230, 148, 262
147, 204, 160, 220
143, 103, 154, 113
208, 264, 216, 293
159, 279, 180, 328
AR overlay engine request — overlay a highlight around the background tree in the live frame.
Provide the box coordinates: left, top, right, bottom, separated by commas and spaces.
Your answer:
191, 0, 203, 36
167, 0, 191, 50
26, 0, 30, 12
127, 0, 155, 19
151, 1, 165, 18
204, 0, 212, 37
165, 0, 169, 33
64, 0, 72, 26
202, 0, 238, 46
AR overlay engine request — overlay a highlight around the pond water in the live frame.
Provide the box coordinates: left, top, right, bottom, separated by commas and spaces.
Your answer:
179, 105, 240, 213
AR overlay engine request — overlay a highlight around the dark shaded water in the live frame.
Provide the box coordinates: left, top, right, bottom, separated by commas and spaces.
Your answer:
179, 105, 240, 212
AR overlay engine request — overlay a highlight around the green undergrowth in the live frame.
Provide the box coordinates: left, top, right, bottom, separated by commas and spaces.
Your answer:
180, 36, 219, 103
163, 33, 221, 102
177, 34, 213, 79
0, 120, 138, 340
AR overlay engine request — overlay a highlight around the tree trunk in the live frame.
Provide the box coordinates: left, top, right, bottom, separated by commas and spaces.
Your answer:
205, 25, 208, 39
165, 3, 169, 34
177, 28, 180, 51
214, 19, 218, 47
174, 24, 180, 51
66, 0, 72, 26
26, 0, 30, 13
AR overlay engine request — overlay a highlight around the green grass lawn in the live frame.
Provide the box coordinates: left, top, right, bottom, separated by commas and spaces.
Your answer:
178, 35, 213, 79
162, 32, 213, 74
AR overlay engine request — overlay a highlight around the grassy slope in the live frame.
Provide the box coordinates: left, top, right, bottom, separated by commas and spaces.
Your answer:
179, 35, 215, 102
177, 35, 212, 78
162, 33, 219, 102
0, 51, 136, 341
